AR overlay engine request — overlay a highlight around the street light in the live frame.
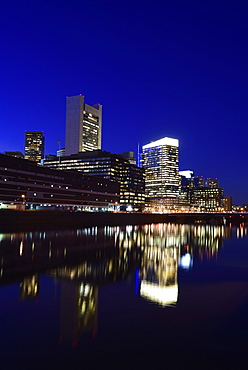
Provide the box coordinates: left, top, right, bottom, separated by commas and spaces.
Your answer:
21, 194, 26, 210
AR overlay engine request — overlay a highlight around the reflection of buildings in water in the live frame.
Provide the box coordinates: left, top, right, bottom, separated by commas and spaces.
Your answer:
60, 281, 97, 344
140, 245, 179, 307
20, 275, 39, 300
184, 224, 231, 261
140, 282, 178, 307
236, 223, 246, 239
50, 243, 137, 285
115, 223, 233, 262
0, 224, 237, 281
0, 222, 246, 341
0, 224, 238, 296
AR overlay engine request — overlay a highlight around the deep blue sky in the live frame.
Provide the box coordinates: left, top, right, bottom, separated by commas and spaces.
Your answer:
1, 0, 248, 204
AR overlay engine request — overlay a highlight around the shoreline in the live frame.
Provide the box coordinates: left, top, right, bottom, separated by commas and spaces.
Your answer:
0, 209, 246, 232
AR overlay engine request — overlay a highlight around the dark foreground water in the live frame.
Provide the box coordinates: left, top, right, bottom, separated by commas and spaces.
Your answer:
1, 223, 248, 370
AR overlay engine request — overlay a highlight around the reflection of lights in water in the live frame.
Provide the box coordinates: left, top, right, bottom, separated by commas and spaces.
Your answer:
126, 225, 133, 235
19, 241, 23, 256
79, 283, 91, 297
179, 253, 192, 269
140, 281, 178, 307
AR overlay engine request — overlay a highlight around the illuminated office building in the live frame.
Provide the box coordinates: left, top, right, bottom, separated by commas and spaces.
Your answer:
192, 188, 223, 211
223, 196, 232, 211
24, 131, 44, 163
65, 95, 102, 156
43, 150, 145, 211
142, 137, 180, 209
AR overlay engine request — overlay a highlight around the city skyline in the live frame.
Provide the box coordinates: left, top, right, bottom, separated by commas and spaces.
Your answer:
1, 1, 248, 204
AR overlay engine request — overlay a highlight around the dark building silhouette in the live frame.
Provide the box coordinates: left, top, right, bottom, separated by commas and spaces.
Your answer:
0, 153, 119, 210
206, 178, 219, 188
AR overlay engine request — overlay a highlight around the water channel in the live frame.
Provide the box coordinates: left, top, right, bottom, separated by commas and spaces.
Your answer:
1, 223, 248, 369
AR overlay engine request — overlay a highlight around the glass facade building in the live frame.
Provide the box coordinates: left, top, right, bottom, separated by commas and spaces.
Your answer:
192, 188, 224, 211
65, 95, 102, 156
142, 137, 180, 200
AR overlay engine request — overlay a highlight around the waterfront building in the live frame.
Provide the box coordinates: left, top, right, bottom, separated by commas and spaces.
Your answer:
43, 150, 145, 211
24, 131, 44, 163
192, 188, 223, 211
180, 172, 226, 211
65, 95, 102, 156
142, 137, 181, 211
142, 137, 180, 198
232, 204, 245, 212
0, 153, 119, 211
223, 196, 232, 211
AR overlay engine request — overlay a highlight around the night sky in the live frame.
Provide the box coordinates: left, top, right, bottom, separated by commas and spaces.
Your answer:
1, 0, 248, 204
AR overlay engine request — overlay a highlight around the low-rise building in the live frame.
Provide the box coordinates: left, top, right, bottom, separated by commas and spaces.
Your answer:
191, 188, 224, 211
0, 154, 119, 211
223, 196, 232, 211
43, 150, 145, 211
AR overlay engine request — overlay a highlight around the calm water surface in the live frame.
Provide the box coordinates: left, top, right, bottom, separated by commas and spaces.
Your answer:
1, 223, 248, 369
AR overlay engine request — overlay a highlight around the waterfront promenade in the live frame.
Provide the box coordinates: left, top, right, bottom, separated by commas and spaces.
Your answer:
0, 209, 247, 232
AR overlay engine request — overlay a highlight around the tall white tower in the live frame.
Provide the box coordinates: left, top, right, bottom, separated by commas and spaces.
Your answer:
65, 95, 102, 156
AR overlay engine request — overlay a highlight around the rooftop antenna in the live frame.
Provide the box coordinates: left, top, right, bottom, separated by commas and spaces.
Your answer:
58, 140, 61, 163
137, 142, 140, 167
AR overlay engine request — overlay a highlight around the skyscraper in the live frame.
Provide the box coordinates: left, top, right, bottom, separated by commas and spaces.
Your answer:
24, 131, 44, 163
142, 137, 180, 200
65, 95, 102, 156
